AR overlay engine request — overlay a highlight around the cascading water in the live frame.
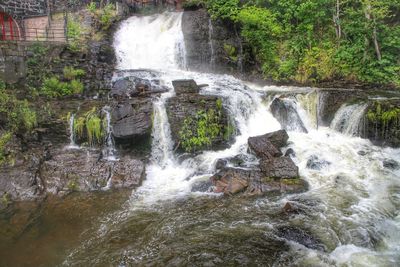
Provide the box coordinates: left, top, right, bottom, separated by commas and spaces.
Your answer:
61, 12, 400, 267
208, 18, 216, 70
102, 106, 117, 161
67, 113, 79, 149
330, 103, 369, 136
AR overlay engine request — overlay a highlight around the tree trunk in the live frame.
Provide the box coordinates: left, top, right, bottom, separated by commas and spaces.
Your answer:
333, 0, 342, 40
364, 3, 382, 61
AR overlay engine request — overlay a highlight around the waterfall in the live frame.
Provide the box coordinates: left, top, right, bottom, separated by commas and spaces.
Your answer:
330, 103, 368, 136
102, 106, 117, 161
67, 113, 79, 149
67, 12, 400, 266
208, 18, 215, 70
114, 12, 187, 70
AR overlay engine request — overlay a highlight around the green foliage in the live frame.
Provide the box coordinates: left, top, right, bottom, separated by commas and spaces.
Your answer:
223, 43, 238, 63
205, 0, 400, 86
63, 66, 86, 81
179, 108, 223, 152
67, 180, 79, 191
40, 76, 84, 98
367, 102, 400, 124
87, 2, 97, 13
0, 132, 12, 164
72, 107, 105, 146
67, 17, 84, 52
206, 0, 240, 20
182, 0, 206, 9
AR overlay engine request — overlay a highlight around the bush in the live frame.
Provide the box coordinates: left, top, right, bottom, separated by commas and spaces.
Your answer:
63, 66, 86, 80
41, 76, 84, 97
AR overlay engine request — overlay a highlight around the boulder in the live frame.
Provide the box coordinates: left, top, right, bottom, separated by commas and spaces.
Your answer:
111, 99, 153, 140
191, 180, 213, 192
270, 98, 308, 133
260, 157, 299, 179
306, 155, 331, 170
111, 78, 136, 98
40, 149, 145, 195
172, 79, 200, 95
383, 159, 399, 170
248, 130, 289, 159
166, 92, 232, 153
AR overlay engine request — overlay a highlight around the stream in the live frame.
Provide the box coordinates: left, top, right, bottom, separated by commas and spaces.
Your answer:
1, 12, 399, 267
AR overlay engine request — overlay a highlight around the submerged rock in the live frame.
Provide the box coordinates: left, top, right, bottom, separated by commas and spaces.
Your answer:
276, 226, 326, 251
270, 98, 308, 133
306, 155, 331, 170
383, 159, 399, 170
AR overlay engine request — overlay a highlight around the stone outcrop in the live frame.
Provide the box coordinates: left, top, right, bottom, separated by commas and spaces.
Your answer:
166, 79, 232, 152
209, 130, 305, 196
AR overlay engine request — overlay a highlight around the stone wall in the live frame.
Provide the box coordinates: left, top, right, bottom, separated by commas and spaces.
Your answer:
0, 0, 47, 18
0, 42, 26, 84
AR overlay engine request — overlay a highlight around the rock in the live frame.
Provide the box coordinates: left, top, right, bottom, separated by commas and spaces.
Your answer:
166, 92, 232, 153
284, 148, 296, 157
111, 78, 135, 98
172, 79, 200, 95
40, 149, 146, 195
248, 137, 282, 159
276, 226, 326, 251
110, 157, 145, 188
191, 180, 213, 192
383, 159, 399, 170
358, 150, 367, 156
260, 157, 299, 178
112, 99, 153, 141
270, 98, 308, 133
306, 155, 331, 170
210, 168, 249, 195
263, 130, 290, 149
210, 168, 307, 196
215, 159, 228, 170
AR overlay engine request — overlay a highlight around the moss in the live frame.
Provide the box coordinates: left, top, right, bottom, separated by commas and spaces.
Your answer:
281, 178, 302, 185
63, 66, 86, 81
0, 132, 12, 164
67, 180, 79, 191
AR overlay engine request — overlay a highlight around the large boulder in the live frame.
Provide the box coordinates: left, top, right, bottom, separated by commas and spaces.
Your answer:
111, 98, 153, 142
260, 157, 299, 179
248, 130, 289, 159
167, 80, 233, 153
270, 98, 308, 133
111, 76, 168, 100
40, 149, 145, 195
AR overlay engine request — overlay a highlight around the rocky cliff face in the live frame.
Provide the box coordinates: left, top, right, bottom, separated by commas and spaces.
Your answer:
182, 9, 250, 75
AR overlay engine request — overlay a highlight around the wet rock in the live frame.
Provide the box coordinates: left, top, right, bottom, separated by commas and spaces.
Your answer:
40, 149, 145, 195
191, 180, 213, 192
110, 157, 146, 188
270, 98, 308, 133
306, 155, 331, 170
284, 148, 296, 157
383, 159, 399, 170
112, 99, 153, 141
210, 168, 307, 196
111, 78, 135, 98
210, 168, 249, 195
276, 226, 326, 251
248, 136, 283, 159
172, 79, 200, 95
215, 159, 228, 170
260, 157, 299, 179
358, 150, 367, 156
166, 85, 231, 152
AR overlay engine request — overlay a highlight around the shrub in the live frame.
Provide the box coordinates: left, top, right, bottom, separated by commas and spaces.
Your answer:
63, 66, 86, 80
